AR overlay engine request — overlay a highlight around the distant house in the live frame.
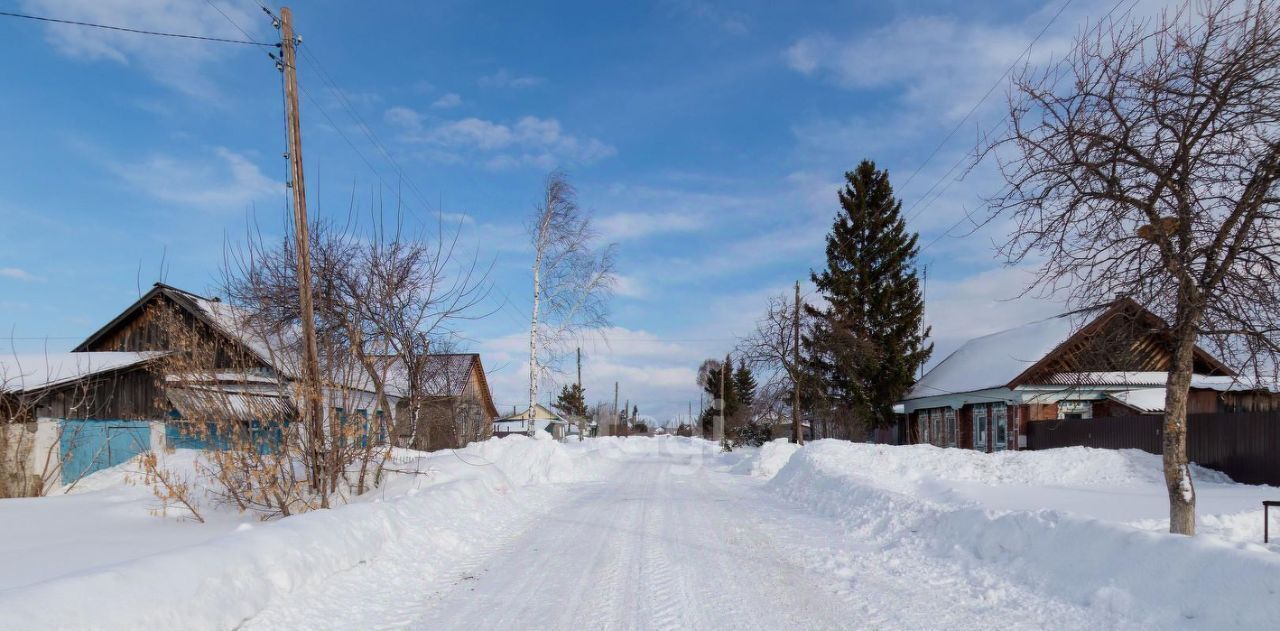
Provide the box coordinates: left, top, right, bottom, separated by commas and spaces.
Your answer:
493, 403, 568, 440
386, 353, 498, 451
896, 298, 1276, 452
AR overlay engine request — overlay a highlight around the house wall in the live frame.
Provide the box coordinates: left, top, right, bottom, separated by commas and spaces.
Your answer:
27, 366, 167, 421
1221, 391, 1280, 412
1, 422, 41, 498
1188, 390, 1219, 414
399, 366, 495, 451
910, 402, 1022, 452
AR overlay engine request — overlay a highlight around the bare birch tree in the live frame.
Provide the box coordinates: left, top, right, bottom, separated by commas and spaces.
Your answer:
735, 292, 813, 444
527, 170, 617, 434
989, 0, 1280, 535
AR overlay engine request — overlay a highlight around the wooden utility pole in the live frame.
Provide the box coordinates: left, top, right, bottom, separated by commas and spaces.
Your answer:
716, 359, 726, 443
699, 391, 704, 438
576, 347, 584, 441
280, 7, 327, 505
613, 381, 619, 437
793, 281, 803, 445
920, 264, 927, 380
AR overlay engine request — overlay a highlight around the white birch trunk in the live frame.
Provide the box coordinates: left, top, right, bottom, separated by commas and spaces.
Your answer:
529, 244, 542, 437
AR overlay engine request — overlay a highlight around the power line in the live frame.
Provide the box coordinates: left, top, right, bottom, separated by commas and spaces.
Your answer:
202, 0, 264, 45
0, 9, 273, 46
297, 42, 443, 219
209, 2, 445, 232
896, 0, 1076, 196
907, 0, 1140, 250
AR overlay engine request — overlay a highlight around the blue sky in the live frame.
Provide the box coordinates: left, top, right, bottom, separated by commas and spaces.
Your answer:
0, 0, 1158, 421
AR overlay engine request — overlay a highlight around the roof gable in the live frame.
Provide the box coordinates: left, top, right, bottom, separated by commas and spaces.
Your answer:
74, 283, 283, 371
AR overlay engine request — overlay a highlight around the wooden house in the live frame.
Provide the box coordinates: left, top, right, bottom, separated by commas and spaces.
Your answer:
897, 298, 1276, 452
4, 282, 499, 492
493, 403, 568, 440
387, 353, 498, 450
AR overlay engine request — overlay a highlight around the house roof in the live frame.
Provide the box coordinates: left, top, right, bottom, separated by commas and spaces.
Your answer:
70, 283, 501, 414
74, 283, 285, 370
380, 353, 498, 418
903, 299, 1234, 401
1106, 388, 1166, 413
904, 306, 1103, 400
0, 352, 166, 394
498, 403, 564, 422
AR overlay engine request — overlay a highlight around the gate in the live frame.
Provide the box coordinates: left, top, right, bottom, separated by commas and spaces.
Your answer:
59, 420, 152, 484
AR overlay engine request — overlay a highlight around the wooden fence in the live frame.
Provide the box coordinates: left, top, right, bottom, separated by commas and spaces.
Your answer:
1027, 412, 1280, 486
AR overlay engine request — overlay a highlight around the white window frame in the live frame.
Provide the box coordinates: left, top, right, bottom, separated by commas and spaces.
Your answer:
993, 402, 1008, 451
945, 408, 957, 448
974, 404, 988, 451
918, 412, 930, 444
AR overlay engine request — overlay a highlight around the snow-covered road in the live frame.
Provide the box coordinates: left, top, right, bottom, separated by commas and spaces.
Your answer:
242, 447, 1136, 631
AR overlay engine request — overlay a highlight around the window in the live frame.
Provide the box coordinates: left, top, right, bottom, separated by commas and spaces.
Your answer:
974, 404, 988, 450
993, 403, 1008, 451
918, 412, 930, 444
930, 409, 942, 446
1058, 400, 1093, 420
945, 408, 957, 448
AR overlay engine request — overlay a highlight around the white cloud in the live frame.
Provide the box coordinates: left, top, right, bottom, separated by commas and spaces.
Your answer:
383, 106, 423, 129
385, 109, 615, 169
596, 211, 704, 242
21, 0, 268, 99
477, 69, 544, 89
612, 274, 647, 299
922, 265, 1066, 368
784, 16, 1052, 120
107, 147, 281, 211
0, 268, 41, 282
431, 92, 463, 109
663, 0, 749, 35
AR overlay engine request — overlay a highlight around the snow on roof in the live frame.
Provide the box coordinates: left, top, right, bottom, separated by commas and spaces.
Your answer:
380, 354, 477, 399
189, 296, 297, 372
905, 307, 1104, 400
1106, 388, 1167, 413
0, 352, 165, 393
1047, 372, 1270, 391
498, 403, 563, 422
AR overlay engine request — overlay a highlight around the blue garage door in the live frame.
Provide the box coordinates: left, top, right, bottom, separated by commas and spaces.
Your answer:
60, 420, 152, 485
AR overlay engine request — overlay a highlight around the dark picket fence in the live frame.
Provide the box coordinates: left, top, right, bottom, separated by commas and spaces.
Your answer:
1027, 412, 1280, 486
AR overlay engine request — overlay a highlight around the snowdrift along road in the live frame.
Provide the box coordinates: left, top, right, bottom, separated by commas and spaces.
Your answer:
2, 436, 1279, 630
766, 441, 1280, 630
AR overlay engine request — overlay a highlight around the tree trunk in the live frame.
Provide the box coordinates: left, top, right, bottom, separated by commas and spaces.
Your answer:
1163, 305, 1199, 536
529, 249, 542, 437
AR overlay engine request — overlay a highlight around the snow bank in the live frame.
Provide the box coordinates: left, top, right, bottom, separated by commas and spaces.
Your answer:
769, 441, 1280, 630
0, 437, 619, 631
730, 439, 800, 479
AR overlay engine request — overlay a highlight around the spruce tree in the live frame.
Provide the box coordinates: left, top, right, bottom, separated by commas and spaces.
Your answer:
696, 356, 739, 435
805, 160, 932, 432
733, 364, 757, 410
553, 383, 588, 419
